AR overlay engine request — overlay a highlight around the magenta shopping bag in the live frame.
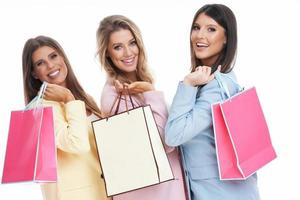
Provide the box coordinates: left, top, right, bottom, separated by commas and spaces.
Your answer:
2, 106, 57, 183
2, 83, 57, 183
212, 75, 277, 180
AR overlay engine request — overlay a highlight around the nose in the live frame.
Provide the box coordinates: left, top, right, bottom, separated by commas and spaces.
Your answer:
196, 28, 206, 39
46, 60, 55, 69
123, 46, 133, 57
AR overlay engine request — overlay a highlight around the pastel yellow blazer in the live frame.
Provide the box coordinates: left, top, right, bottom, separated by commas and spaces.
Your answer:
37, 100, 110, 200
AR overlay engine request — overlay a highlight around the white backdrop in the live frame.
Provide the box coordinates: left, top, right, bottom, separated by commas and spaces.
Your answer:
0, 0, 299, 199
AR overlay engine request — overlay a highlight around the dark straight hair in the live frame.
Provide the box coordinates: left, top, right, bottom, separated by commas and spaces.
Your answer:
190, 4, 237, 73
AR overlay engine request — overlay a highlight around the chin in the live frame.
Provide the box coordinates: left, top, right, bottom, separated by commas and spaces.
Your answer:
49, 79, 66, 86
123, 66, 137, 72
124, 69, 136, 74
195, 53, 207, 59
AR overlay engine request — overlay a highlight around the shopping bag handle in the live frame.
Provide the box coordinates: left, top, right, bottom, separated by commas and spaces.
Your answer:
108, 85, 135, 116
215, 72, 243, 100
35, 82, 48, 106
114, 85, 135, 114
25, 82, 48, 110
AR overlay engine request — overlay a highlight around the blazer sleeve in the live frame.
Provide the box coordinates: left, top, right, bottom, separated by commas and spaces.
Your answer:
165, 81, 222, 147
43, 100, 90, 154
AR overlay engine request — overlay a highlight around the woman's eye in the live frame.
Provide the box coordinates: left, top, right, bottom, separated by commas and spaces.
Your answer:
50, 53, 58, 59
35, 61, 43, 67
114, 45, 122, 50
192, 25, 200, 30
208, 27, 216, 32
130, 40, 137, 46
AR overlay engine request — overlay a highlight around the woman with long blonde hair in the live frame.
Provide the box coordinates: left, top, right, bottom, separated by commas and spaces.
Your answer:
96, 15, 188, 200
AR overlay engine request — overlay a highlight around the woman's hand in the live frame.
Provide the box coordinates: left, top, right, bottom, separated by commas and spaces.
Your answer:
114, 80, 154, 94
183, 65, 220, 87
43, 83, 75, 103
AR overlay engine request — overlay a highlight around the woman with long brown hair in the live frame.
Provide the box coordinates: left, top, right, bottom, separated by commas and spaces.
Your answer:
22, 35, 110, 200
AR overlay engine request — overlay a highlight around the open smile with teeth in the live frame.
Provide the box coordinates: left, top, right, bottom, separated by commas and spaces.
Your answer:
48, 70, 60, 78
196, 42, 209, 48
122, 57, 135, 65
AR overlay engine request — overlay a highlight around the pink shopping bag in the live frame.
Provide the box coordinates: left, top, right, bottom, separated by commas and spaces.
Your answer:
212, 87, 277, 180
2, 106, 57, 183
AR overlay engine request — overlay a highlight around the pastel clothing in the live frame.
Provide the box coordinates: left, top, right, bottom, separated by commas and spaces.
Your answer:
165, 72, 260, 200
101, 81, 188, 200
28, 99, 110, 200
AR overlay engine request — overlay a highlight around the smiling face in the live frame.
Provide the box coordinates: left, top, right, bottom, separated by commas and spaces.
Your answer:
107, 29, 139, 79
31, 46, 68, 87
191, 13, 226, 66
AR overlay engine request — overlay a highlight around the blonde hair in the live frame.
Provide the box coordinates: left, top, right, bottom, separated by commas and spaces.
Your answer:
96, 15, 153, 84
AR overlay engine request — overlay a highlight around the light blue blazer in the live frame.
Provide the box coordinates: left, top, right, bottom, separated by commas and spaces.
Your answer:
165, 71, 260, 200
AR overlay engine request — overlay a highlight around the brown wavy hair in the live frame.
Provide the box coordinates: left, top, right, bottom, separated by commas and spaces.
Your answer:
96, 15, 153, 84
22, 35, 102, 117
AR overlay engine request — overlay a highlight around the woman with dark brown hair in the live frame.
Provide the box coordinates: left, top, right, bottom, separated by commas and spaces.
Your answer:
165, 4, 261, 200
22, 35, 110, 200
